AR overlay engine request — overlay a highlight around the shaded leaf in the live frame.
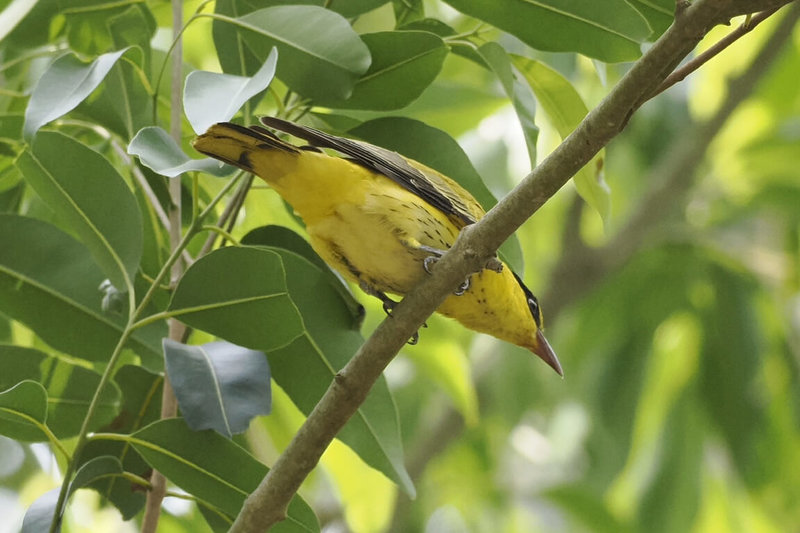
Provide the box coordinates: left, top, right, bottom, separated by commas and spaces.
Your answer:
443, 0, 651, 62
41, 358, 122, 439
23, 49, 129, 140
184, 48, 278, 134
350, 117, 524, 273
241, 225, 365, 328
0, 215, 162, 367
511, 56, 610, 221
317, 31, 448, 110
16, 131, 143, 290
168, 246, 304, 351
128, 126, 236, 178
629, 0, 674, 37
128, 418, 319, 531
164, 339, 271, 437
0, 380, 48, 441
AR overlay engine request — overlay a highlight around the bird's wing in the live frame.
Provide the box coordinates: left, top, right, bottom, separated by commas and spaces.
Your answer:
259, 116, 482, 227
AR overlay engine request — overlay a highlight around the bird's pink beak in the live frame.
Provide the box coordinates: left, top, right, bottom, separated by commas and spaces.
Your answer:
533, 330, 563, 377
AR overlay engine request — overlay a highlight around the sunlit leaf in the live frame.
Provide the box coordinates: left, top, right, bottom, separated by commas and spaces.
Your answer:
23, 49, 129, 140
477, 43, 539, 166
128, 126, 236, 178
511, 56, 610, 221
21, 488, 60, 533
184, 48, 278, 134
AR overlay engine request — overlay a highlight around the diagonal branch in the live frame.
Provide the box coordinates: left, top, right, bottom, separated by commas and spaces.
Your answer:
227, 1, 796, 531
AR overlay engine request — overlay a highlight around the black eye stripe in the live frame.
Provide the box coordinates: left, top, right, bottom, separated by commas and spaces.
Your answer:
511, 271, 542, 328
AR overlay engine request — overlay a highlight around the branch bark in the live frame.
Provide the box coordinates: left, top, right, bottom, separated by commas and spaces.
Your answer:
227, 1, 796, 531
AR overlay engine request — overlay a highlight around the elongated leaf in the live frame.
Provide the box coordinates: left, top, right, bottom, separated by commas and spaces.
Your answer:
350, 117, 524, 273
168, 246, 304, 351
232, 6, 371, 101
184, 48, 278, 134
128, 418, 319, 531
242, 236, 414, 496
16, 131, 142, 290
23, 49, 129, 139
0, 380, 48, 441
0, 215, 162, 367
164, 339, 271, 437
0, 0, 39, 42
478, 43, 539, 166
128, 126, 235, 178
511, 56, 610, 221
317, 31, 447, 110
443, 0, 651, 62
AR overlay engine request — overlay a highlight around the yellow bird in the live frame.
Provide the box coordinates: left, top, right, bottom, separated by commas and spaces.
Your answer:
193, 117, 562, 375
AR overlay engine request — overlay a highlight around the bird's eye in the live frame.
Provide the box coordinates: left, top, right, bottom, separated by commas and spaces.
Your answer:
528, 296, 541, 327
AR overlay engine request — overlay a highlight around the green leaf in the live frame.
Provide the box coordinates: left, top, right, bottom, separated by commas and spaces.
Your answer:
168, 247, 304, 351
61, 1, 153, 55
477, 43, 539, 167
350, 117, 524, 273
21, 456, 130, 533
316, 31, 448, 110
246, 243, 414, 496
393, 0, 425, 25
241, 225, 365, 328
184, 48, 278, 134
23, 49, 129, 140
128, 418, 319, 531
128, 126, 235, 178
0, 380, 48, 441
511, 56, 610, 221
16, 131, 143, 291
77, 364, 162, 519
443, 0, 651, 62
78, 46, 152, 140
628, 0, 674, 37
41, 357, 122, 439
164, 339, 271, 438
232, 6, 371, 101
0, 215, 162, 367
0, 344, 120, 438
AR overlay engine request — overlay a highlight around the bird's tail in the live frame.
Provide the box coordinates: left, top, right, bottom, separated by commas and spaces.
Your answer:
192, 122, 300, 175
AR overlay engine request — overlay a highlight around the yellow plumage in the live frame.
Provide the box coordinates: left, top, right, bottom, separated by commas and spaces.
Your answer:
193, 117, 561, 375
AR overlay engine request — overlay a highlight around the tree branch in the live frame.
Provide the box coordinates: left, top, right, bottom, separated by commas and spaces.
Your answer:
227, 1, 796, 531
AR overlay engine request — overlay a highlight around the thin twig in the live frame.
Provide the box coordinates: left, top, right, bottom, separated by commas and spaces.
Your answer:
651, 6, 781, 98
